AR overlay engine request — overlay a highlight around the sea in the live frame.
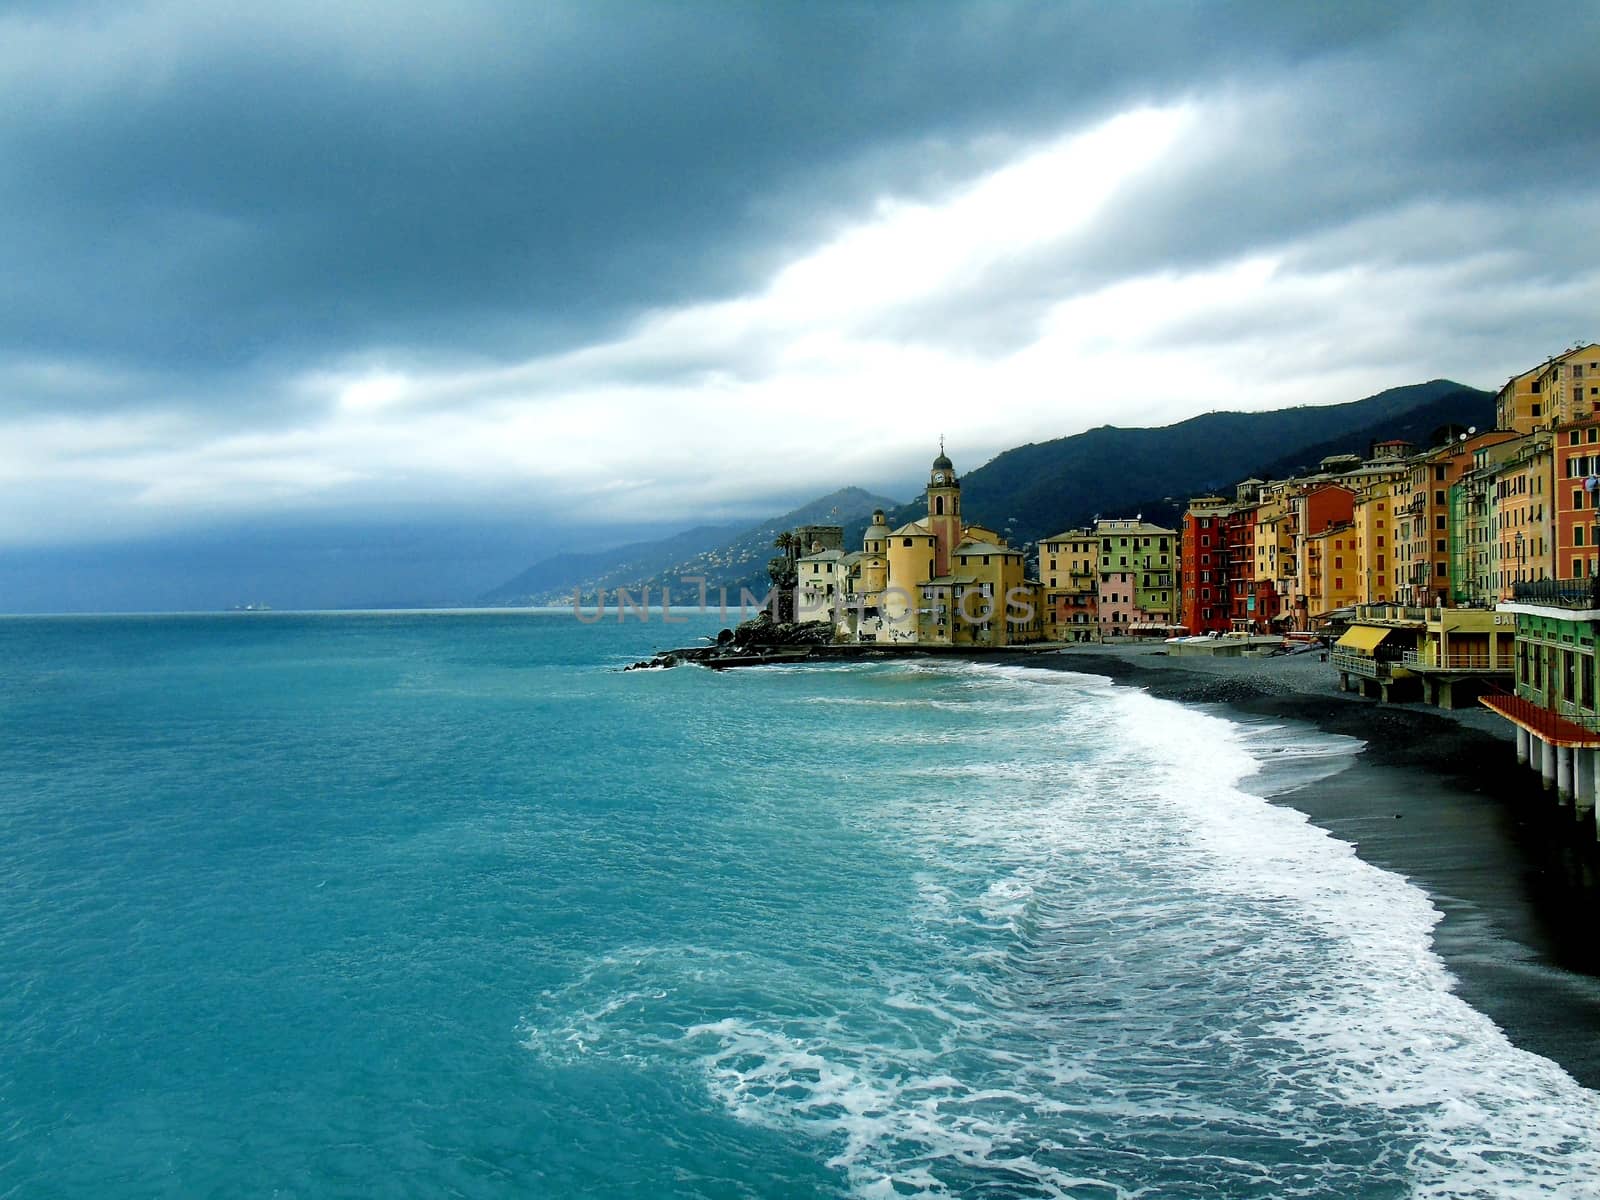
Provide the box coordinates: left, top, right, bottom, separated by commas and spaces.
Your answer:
3, 610, 1600, 1199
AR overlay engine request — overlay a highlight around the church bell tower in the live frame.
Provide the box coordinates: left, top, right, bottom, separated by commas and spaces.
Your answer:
926, 441, 962, 578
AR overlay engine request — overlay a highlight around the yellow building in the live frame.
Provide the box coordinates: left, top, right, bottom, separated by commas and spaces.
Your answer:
1304, 523, 1361, 618
1495, 432, 1555, 599
845, 450, 1043, 646
1252, 492, 1291, 614
882, 521, 938, 642
1537, 343, 1600, 428
1040, 528, 1100, 641
1496, 344, 1600, 434
1495, 364, 1547, 435
1351, 481, 1396, 604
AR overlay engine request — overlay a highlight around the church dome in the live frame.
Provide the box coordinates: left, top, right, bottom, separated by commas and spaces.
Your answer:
932, 451, 954, 471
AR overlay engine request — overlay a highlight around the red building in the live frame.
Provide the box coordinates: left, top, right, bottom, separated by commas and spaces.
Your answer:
1225, 504, 1277, 630
1181, 496, 1236, 635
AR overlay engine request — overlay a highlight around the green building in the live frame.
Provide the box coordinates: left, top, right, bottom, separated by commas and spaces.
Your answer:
1482, 579, 1600, 822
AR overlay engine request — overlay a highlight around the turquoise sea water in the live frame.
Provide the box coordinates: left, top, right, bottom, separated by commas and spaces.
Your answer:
3, 611, 1600, 1198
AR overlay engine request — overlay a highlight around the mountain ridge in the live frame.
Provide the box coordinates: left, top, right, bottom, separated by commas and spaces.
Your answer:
482, 379, 1494, 605
876, 379, 1492, 542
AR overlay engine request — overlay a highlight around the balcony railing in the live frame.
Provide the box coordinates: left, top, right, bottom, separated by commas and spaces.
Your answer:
1401, 649, 1513, 672
1331, 648, 1397, 679
1555, 700, 1600, 732
1359, 605, 1428, 622
1510, 577, 1600, 609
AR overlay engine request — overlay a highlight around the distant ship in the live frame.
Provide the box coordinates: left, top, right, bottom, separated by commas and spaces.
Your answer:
230, 603, 273, 612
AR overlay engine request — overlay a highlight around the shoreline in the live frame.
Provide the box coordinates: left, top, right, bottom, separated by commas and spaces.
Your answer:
1031, 644, 1600, 1091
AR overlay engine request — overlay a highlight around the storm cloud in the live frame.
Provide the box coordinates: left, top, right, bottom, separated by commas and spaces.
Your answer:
2, 1, 1598, 598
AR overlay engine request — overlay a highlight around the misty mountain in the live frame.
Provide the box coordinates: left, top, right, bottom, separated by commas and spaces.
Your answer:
476, 523, 747, 606
480, 487, 901, 606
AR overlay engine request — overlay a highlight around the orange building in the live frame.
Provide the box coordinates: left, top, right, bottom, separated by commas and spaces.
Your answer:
1555, 417, 1600, 579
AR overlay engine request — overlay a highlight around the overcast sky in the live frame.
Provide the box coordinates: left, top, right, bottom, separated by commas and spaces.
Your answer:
4, 1, 1599, 579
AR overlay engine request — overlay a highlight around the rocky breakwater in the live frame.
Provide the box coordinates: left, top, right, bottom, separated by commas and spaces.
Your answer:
624, 613, 838, 670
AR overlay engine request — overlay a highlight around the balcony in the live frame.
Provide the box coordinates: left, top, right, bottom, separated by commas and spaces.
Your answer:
1400, 649, 1513, 673
1480, 694, 1600, 748
1555, 700, 1600, 732
1330, 648, 1402, 680
1510, 577, 1600, 609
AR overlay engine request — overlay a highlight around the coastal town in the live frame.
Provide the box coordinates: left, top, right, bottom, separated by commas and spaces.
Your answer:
759, 343, 1600, 828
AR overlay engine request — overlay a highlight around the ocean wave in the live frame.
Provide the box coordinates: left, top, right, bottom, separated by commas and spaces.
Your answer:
521, 659, 1600, 1197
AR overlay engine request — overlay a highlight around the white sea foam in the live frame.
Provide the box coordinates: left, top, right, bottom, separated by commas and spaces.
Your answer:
525, 659, 1600, 1197
1102, 682, 1600, 1197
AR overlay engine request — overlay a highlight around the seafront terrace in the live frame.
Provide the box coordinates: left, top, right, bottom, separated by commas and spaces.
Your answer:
1477, 576, 1600, 819
1510, 577, 1600, 609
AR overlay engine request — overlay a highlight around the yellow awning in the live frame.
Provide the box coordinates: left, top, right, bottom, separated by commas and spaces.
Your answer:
1336, 625, 1393, 653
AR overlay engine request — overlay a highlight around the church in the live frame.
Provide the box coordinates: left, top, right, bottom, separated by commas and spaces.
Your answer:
796, 448, 1044, 646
